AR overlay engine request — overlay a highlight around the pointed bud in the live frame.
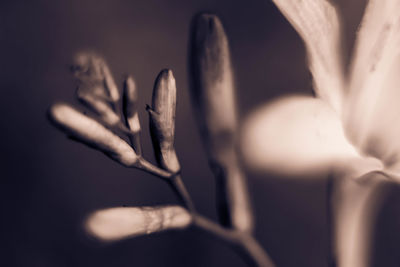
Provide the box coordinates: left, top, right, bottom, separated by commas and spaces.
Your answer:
85, 206, 192, 242
48, 103, 137, 167
189, 13, 237, 158
189, 14, 253, 232
147, 69, 180, 173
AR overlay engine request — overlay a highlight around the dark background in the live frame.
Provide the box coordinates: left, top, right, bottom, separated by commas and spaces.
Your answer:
2, 0, 400, 266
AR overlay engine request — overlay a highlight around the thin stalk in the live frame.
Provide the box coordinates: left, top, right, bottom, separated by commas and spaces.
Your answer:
168, 174, 196, 213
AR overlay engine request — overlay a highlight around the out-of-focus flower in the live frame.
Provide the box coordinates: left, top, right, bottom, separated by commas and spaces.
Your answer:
242, 0, 400, 179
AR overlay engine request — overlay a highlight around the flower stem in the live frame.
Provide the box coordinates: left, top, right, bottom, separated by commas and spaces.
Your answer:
164, 169, 274, 266
168, 174, 196, 213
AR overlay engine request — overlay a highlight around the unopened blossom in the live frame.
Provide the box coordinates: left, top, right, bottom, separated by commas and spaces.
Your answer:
189, 13, 254, 232
147, 69, 180, 173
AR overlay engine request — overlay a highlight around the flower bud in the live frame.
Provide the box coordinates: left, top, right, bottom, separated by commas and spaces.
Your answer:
72, 52, 121, 126
123, 75, 141, 134
189, 13, 253, 232
147, 69, 180, 173
72, 51, 119, 102
189, 13, 237, 160
85, 206, 192, 242
48, 103, 137, 167
123, 75, 143, 155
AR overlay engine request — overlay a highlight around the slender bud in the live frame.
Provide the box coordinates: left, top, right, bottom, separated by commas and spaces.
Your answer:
85, 206, 192, 242
123, 75, 142, 155
189, 13, 253, 232
123, 76, 141, 133
71, 52, 121, 127
147, 69, 180, 173
48, 103, 137, 167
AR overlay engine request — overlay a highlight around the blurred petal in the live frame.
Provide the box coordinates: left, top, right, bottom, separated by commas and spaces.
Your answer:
272, 0, 345, 113
85, 206, 192, 242
241, 95, 368, 176
344, 0, 400, 169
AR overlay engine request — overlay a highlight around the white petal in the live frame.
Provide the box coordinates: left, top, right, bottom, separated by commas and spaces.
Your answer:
272, 0, 345, 112
344, 0, 400, 169
241, 95, 372, 176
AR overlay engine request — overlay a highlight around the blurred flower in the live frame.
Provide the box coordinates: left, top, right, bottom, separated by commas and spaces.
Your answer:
242, 0, 400, 179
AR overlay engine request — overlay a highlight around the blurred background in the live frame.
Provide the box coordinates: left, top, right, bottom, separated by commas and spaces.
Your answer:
2, 0, 400, 266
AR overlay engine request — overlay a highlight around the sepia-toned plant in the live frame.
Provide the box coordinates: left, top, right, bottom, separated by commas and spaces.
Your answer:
48, 13, 275, 267
48, 1, 400, 266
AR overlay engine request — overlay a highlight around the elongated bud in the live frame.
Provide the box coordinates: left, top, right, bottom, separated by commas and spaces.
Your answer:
189, 14, 237, 160
72, 52, 121, 126
123, 75, 142, 155
48, 103, 137, 167
189, 13, 253, 232
77, 92, 121, 126
85, 206, 192, 242
147, 69, 180, 173
123, 76, 141, 133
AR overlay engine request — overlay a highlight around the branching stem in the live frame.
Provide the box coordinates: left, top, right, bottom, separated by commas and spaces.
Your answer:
164, 169, 274, 267
192, 214, 275, 267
